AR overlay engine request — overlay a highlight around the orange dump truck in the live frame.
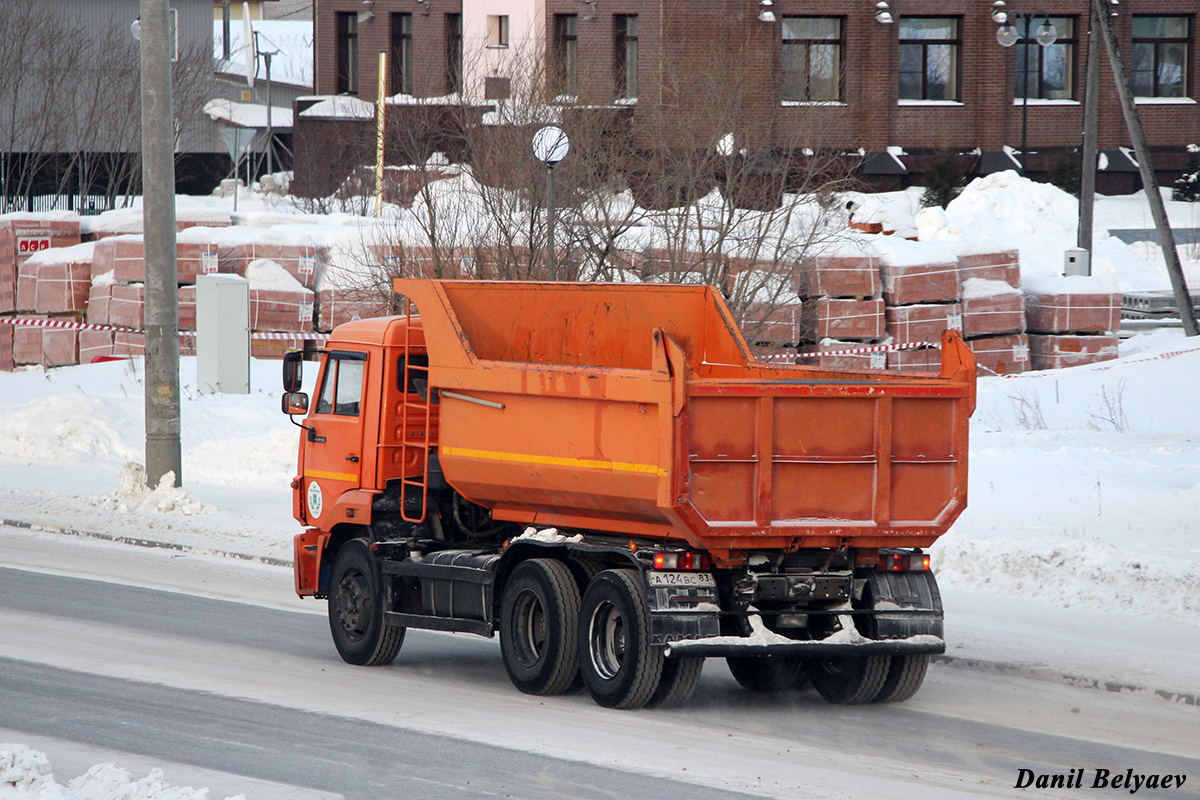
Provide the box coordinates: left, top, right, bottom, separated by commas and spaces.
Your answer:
282, 279, 976, 709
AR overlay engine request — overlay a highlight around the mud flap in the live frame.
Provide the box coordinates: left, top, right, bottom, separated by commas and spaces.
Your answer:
645, 581, 721, 647
868, 570, 944, 640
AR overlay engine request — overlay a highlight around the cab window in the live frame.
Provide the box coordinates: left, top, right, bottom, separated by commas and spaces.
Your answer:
315, 352, 367, 416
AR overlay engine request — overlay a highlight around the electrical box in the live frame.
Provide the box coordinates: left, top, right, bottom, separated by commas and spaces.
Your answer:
196, 274, 250, 394
1064, 248, 1090, 277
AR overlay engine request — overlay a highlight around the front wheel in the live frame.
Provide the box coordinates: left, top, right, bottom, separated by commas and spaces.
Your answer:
499, 558, 581, 696
578, 570, 664, 709
328, 539, 404, 666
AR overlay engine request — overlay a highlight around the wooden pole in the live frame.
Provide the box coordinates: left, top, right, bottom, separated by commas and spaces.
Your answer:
1092, 0, 1197, 335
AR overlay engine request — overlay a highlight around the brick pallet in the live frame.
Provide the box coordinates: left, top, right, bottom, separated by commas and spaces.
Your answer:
961, 279, 1025, 338
879, 259, 959, 306
800, 297, 885, 342
957, 251, 1020, 287
316, 288, 390, 332
885, 303, 963, 345
969, 334, 1031, 375
219, 242, 317, 287
1025, 292, 1122, 334
794, 255, 879, 299
1028, 333, 1119, 370
743, 301, 803, 346
0, 215, 83, 314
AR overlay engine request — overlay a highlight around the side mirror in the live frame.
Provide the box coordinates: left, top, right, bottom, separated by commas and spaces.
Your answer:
282, 391, 309, 416
283, 351, 303, 393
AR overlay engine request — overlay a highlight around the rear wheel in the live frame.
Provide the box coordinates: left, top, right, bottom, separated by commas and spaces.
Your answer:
579, 570, 664, 709
806, 655, 891, 705
726, 654, 805, 693
649, 657, 704, 708
328, 539, 404, 666
872, 654, 930, 703
500, 559, 581, 696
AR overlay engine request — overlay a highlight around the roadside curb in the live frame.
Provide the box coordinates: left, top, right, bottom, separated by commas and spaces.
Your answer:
0, 517, 292, 569
932, 654, 1198, 707
4, 516, 1196, 707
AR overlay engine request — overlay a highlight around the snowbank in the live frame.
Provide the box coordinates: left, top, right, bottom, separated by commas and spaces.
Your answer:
0, 744, 245, 800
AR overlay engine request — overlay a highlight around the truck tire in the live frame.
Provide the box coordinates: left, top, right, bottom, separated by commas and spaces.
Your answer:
806, 655, 891, 705
649, 656, 704, 708
725, 654, 804, 693
871, 655, 929, 703
578, 570, 664, 709
499, 558, 581, 696
328, 539, 404, 666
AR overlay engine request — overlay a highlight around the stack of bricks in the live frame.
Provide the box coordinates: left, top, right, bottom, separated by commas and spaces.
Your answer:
0, 214, 84, 369
1025, 288, 1121, 369
732, 269, 804, 348
879, 252, 961, 372
215, 236, 317, 288
956, 251, 1029, 375
315, 240, 392, 332
244, 259, 316, 358
794, 255, 885, 368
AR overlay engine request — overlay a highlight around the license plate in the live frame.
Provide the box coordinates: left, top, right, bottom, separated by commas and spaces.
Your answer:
647, 571, 716, 588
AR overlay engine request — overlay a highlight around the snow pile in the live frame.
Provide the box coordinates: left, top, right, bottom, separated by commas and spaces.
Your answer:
0, 395, 139, 464
935, 536, 1200, 617
0, 744, 245, 800
244, 259, 310, 293
93, 462, 215, 517
183, 428, 298, 489
516, 527, 584, 544
915, 171, 1168, 291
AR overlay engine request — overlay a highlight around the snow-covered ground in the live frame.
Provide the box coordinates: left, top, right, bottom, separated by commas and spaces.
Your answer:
4, 178, 1200, 797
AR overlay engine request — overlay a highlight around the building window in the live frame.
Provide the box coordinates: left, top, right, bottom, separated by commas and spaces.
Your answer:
336, 12, 358, 95
487, 15, 509, 48
781, 17, 842, 102
615, 14, 638, 99
1016, 16, 1075, 100
391, 13, 413, 95
446, 13, 463, 94
898, 17, 959, 101
553, 15, 578, 96
1131, 16, 1190, 98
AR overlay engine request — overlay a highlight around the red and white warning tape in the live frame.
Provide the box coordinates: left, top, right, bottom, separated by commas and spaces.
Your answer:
0, 316, 330, 342
816, 341, 940, 355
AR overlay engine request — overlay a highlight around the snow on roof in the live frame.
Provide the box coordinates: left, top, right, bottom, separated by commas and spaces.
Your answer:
214, 20, 313, 89
204, 98, 294, 129
298, 96, 375, 119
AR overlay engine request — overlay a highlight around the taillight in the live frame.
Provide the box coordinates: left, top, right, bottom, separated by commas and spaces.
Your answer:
877, 551, 931, 572
653, 551, 711, 570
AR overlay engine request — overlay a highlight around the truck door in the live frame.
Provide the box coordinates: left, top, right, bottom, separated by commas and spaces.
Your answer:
301, 350, 368, 525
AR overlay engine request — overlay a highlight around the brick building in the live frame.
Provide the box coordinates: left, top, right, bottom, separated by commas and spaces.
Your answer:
295, 0, 1199, 198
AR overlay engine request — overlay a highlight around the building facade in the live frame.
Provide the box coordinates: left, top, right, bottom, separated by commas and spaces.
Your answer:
297, 0, 1200, 197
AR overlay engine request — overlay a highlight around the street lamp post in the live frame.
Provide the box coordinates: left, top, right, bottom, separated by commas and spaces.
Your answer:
995, 9, 1058, 176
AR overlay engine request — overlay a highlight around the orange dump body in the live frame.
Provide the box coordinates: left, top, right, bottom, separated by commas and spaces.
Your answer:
391, 279, 975, 562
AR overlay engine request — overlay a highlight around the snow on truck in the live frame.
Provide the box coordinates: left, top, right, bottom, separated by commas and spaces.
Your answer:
282, 278, 976, 709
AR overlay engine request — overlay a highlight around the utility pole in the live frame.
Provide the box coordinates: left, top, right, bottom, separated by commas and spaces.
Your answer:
1077, 0, 1101, 257
139, 0, 183, 486
1091, 0, 1197, 336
